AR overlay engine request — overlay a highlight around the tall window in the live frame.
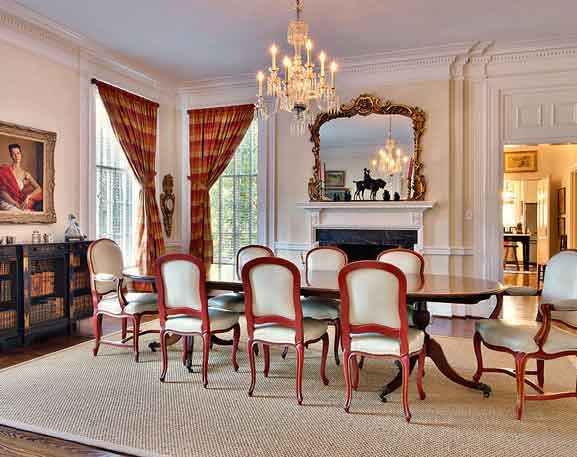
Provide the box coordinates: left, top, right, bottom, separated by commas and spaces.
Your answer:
94, 91, 140, 265
210, 120, 259, 265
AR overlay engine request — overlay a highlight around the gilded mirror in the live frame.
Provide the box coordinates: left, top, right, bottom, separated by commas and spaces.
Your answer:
308, 94, 426, 201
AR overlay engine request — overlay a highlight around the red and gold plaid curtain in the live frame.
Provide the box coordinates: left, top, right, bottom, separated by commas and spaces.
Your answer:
188, 105, 254, 264
94, 80, 165, 271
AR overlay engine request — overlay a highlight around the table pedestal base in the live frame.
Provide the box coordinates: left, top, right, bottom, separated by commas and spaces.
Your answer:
379, 301, 492, 401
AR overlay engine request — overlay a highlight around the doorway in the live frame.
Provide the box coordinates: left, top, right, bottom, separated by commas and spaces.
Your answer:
502, 144, 577, 287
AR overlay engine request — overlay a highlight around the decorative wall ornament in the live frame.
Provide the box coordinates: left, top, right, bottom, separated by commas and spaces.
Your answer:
160, 174, 175, 238
308, 94, 426, 201
0, 121, 56, 224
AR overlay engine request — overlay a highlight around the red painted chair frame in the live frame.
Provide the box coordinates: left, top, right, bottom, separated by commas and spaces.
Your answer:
88, 239, 159, 362
301, 246, 348, 366
339, 260, 426, 423
473, 299, 577, 419
155, 253, 240, 387
242, 256, 330, 405
235, 244, 275, 280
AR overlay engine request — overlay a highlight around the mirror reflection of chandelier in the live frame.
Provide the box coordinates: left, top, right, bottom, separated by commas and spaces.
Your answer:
255, 0, 340, 136
372, 115, 409, 175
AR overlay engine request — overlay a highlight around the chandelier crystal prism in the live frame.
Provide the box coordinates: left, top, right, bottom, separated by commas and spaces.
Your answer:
255, 0, 340, 135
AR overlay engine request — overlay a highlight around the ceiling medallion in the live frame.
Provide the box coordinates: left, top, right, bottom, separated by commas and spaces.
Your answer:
255, 0, 340, 135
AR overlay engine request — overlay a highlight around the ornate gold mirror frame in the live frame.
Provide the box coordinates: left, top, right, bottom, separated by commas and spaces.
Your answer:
308, 93, 426, 201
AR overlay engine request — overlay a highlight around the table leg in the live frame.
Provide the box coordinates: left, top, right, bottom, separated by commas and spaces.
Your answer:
148, 334, 181, 352
379, 300, 492, 400
524, 239, 530, 272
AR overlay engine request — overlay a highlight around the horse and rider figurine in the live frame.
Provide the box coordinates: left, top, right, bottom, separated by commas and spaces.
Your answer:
353, 168, 386, 200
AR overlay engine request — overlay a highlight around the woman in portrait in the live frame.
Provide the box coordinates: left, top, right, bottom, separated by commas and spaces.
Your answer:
0, 143, 43, 211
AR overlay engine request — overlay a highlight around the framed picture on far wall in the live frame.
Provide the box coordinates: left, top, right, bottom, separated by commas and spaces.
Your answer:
325, 170, 346, 188
0, 121, 56, 224
558, 187, 566, 216
504, 150, 538, 173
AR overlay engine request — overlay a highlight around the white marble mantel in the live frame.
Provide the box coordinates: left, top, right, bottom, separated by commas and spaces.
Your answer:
297, 201, 435, 251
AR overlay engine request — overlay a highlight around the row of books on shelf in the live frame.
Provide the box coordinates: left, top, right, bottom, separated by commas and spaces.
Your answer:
72, 294, 92, 317
30, 298, 65, 325
0, 262, 10, 276
71, 271, 90, 290
70, 253, 84, 268
30, 271, 56, 297
1, 280, 12, 302
0, 309, 16, 330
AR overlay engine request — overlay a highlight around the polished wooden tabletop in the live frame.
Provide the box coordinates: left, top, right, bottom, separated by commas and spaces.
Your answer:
123, 264, 507, 303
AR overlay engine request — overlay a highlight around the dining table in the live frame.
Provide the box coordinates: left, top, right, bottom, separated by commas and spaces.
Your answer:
123, 264, 508, 401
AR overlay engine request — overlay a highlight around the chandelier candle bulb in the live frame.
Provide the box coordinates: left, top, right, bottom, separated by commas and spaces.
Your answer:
306, 39, 312, 66
271, 44, 278, 70
330, 61, 337, 87
319, 51, 326, 76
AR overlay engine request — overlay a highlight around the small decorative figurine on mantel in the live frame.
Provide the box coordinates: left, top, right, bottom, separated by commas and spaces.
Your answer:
64, 214, 86, 241
353, 168, 386, 200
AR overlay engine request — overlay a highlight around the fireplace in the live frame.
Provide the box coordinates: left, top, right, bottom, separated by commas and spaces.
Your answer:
316, 228, 418, 262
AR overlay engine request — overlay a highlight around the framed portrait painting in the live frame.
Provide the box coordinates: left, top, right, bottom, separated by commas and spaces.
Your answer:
0, 121, 56, 223
504, 150, 538, 173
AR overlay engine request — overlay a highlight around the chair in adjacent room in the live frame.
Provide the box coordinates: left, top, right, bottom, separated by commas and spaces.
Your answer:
299, 246, 348, 365
473, 250, 577, 419
155, 254, 241, 386
338, 260, 426, 422
88, 238, 158, 362
503, 241, 520, 271
242, 256, 330, 405
208, 244, 275, 313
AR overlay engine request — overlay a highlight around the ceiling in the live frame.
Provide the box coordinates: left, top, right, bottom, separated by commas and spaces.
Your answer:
14, 0, 577, 82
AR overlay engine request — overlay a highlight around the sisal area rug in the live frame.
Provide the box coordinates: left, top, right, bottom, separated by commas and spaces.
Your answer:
1, 324, 576, 457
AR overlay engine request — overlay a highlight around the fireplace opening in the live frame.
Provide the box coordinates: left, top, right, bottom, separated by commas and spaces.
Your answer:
316, 228, 418, 262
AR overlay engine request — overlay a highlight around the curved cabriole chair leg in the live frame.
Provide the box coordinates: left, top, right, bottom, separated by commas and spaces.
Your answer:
248, 339, 256, 397
160, 330, 168, 382
201, 333, 211, 388
537, 359, 545, 390
232, 324, 240, 372
182, 336, 189, 366
352, 355, 360, 390
263, 344, 271, 377
401, 355, 412, 423
416, 348, 426, 400
132, 314, 141, 363
515, 354, 528, 420
343, 351, 353, 413
320, 333, 330, 385
296, 343, 305, 405
333, 320, 341, 366
92, 313, 103, 357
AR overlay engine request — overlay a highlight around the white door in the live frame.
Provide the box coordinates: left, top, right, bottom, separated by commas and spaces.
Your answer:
536, 176, 551, 266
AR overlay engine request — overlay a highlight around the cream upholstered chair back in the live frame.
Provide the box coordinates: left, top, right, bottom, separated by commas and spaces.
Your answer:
542, 250, 577, 327
154, 254, 207, 323
339, 261, 408, 330
242, 257, 301, 322
377, 248, 424, 276
236, 245, 275, 279
88, 238, 124, 295
305, 246, 348, 274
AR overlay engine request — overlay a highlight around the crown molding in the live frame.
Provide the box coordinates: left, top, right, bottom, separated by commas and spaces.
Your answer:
0, 0, 177, 96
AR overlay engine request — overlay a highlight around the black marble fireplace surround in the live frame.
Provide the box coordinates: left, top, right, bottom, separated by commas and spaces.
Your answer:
316, 228, 418, 262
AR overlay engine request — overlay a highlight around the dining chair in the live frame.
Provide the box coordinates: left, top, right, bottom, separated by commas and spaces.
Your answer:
339, 260, 426, 422
299, 246, 348, 365
88, 238, 158, 362
155, 254, 240, 387
208, 244, 275, 313
473, 250, 577, 419
242, 256, 330, 405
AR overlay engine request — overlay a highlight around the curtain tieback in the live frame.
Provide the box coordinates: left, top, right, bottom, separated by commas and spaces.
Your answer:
141, 172, 157, 190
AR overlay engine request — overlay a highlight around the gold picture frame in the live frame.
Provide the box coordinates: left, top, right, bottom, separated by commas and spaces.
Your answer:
0, 121, 56, 224
504, 150, 538, 173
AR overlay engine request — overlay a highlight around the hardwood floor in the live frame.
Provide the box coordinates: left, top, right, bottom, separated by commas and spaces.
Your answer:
0, 294, 539, 457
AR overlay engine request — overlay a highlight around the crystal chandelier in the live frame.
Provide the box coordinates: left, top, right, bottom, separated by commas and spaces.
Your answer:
372, 115, 409, 175
255, 0, 340, 135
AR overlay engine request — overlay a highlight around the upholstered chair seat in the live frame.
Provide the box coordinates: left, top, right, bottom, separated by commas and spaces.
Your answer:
253, 319, 328, 345
208, 245, 274, 314
155, 254, 241, 387
299, 246, 348, 365
165, 310, 239, 334
339, 261, 427, 422
242, 257, 331, 405
88, 239, 159, 362
350, 329, 425, 356
473, 250, 577, 419
476, 319, 577, 354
